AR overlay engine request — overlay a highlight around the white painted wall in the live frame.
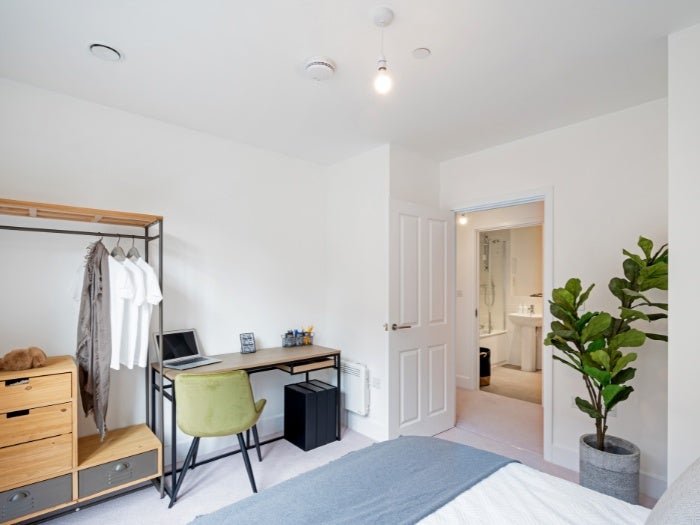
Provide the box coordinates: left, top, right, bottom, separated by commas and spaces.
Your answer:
323, 146, 390, 441
443, 100, 669, 497
0, 78, 328, 463
668, 23, 700, 483
389, 146, 440, 208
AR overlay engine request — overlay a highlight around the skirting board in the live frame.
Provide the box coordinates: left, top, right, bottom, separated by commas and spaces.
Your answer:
550, 444, 667, 499
456, 374, 471, 389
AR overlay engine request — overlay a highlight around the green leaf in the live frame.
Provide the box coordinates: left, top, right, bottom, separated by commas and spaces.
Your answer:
550, 303, 575, 325
552, 288, 575, 311
608, 278, 628, 302
647, 302, 668, 311
604, 385, 634, 412
602, 384, 625, 407
589, 350, 610, 371
583, 365, 611, 387
645, 333, 668, 342
553, 354, 583, 373
646, 313, 668, 321
611, 353, 637, 378
575, 312, 595, 331
586, 338, 606, 352
640, 276, 668, 292
611, 367, 636, 385
608, 329, 646, 350
638, 236, 653, 258
620, 308, 649, 322
581, 313, 612, 343
575, 397, 603, 419
622, 250, 644, 267
565, 278, 582, 299
578, 283, 595, 308
623, 258, 640, 283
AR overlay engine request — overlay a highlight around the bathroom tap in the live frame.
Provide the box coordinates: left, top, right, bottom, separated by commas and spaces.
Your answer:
528, 304, 535, 315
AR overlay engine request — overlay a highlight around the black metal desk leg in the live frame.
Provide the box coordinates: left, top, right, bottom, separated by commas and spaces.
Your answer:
171, 381, 177, 496
336, 354, 341, 440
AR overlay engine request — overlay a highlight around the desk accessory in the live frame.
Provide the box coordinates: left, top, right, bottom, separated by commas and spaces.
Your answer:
240, 332, 256, 353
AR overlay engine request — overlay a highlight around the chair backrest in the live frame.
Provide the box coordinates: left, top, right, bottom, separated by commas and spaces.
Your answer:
174, 370, 260, 437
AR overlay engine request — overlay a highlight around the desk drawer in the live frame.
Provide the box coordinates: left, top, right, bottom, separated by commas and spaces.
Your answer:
0, 434, 73, 492
78, 450, 158, 499
0, 474, 72, 523
0, 402, 72, 448
0, 373, 72, 413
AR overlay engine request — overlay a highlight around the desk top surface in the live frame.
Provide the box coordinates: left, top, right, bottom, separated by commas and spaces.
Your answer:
153, 344, 340, 380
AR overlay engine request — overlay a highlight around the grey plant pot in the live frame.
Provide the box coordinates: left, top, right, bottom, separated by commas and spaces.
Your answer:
579, 434, 640, 504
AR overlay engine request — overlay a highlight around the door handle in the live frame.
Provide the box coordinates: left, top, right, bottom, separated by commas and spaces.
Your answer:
391, 323, 411, 331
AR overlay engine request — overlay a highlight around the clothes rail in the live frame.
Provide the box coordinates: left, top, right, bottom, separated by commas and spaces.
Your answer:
0, 224, 160, 241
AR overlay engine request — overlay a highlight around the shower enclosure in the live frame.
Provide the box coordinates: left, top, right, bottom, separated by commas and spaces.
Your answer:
479, 232, 507, 335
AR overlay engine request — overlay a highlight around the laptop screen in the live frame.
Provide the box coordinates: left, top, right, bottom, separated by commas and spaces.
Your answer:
155, 330, 200, 361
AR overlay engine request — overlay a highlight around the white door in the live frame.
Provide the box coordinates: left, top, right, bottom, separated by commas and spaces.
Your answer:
388, 199, 455, 437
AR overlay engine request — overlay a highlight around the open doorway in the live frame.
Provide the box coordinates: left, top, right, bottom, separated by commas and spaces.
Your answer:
454, 198, 549, 455
476, 225, 543, 404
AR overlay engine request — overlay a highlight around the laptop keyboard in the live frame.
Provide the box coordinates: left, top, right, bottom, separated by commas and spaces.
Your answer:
172, 356, 208, 366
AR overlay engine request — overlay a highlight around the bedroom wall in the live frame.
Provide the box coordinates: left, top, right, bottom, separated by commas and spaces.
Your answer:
0, 78, 328, 464
668, 22, 700, 483
323, 146, 390, 441
441, 99, 669, 497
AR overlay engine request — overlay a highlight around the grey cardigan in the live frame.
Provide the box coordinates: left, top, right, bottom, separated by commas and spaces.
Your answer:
76, 240, 112, 439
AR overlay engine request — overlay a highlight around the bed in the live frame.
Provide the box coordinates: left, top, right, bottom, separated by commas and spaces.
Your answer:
190, 436, 699, 525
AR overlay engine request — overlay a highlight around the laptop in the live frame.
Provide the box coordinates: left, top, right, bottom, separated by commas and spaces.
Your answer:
153, 329, 222, 370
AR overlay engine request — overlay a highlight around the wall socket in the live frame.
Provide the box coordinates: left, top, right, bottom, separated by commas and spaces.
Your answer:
371, 376, 381, 389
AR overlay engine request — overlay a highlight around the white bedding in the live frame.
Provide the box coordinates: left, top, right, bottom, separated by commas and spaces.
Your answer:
419, 463, 651, 525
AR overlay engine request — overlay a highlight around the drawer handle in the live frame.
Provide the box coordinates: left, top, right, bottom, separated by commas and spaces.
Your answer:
7, 409, 30, 418
114, 462, 130, 472
4, 378, 29, 387
9, 491, 30, 502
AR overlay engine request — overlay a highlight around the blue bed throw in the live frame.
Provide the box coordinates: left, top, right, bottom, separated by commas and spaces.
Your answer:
190, 436, 515, 525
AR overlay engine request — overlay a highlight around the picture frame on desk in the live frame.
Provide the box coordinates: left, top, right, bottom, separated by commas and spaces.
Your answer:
240, 332, 256, 353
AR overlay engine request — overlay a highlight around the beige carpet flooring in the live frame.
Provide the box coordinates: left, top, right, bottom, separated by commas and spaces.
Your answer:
480, 364, 542, 404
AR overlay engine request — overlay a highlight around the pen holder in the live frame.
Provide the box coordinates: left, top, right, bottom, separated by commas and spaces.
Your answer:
282, 332, 314, 347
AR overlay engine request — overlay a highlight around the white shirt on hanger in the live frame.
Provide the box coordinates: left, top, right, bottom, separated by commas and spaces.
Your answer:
133, 258, 163, 368
116, 257, 145, 369
107, 256, 136, 370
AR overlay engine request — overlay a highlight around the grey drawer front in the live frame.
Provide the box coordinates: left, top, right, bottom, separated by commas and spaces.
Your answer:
1, 474, 72, 522
79, 450, 158, 499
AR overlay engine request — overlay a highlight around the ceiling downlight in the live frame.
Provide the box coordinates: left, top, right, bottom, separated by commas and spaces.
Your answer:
89, 43, 122, 62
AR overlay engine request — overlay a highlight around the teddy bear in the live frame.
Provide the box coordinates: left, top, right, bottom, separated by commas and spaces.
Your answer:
0, 346, 48, 371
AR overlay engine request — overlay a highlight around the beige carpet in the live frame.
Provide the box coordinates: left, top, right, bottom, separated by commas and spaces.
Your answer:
480, 364, 542, 404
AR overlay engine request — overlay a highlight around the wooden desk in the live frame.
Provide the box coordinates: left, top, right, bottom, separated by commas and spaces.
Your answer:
150, 345, 341, 498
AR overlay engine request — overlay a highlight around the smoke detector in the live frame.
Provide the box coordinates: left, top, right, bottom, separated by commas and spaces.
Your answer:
303, 56, 336, 81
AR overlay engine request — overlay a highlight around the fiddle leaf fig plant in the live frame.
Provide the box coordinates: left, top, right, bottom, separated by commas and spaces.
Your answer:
544, 236, 668, 451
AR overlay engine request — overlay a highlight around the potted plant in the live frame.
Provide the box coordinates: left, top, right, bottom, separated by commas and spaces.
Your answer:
544, 236, 668, 503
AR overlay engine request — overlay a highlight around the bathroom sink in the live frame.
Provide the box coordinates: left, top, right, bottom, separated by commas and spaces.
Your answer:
508, 313, 542, 327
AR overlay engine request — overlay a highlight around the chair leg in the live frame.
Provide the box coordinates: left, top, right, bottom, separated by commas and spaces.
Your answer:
237, 433, 257, 493
252, 424, 262, 462
169, 437, 199, 508
190, 438, 201, 470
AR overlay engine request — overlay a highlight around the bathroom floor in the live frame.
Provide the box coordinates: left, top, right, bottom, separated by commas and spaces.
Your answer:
480, 363, 542, 404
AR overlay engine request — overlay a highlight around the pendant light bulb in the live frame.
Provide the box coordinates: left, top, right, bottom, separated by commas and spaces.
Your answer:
458, 214, 468, 225
374, 55, 392, 95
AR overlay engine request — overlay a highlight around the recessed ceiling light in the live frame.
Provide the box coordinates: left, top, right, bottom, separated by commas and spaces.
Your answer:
89, 43, 122, 62
412, 47, 431, 59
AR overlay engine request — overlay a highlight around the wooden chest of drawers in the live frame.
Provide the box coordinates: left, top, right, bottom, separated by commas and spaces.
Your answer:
0, 356, 162, 525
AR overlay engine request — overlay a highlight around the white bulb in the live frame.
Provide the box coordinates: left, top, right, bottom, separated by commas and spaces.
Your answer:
374, 69, 393, 94
458, 215, 468, 225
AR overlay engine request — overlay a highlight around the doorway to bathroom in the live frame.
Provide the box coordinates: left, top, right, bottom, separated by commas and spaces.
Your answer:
455, 199, 546, 406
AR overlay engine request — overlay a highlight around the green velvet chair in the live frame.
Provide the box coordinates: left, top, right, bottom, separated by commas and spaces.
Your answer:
169, 369, 266, 507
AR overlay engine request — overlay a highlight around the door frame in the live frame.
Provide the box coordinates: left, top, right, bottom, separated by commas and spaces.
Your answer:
453, 187, 554, 462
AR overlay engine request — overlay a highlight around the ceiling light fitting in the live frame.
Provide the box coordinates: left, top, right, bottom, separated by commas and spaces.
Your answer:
371, 6, 394, 95
458, 214, 468, 225
89, 43, 122, 62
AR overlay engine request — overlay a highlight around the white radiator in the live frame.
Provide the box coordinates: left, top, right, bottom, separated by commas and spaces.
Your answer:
341, 360, 369, 416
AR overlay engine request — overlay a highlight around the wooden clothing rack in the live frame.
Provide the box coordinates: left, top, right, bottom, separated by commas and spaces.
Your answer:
0, 197, 168, 520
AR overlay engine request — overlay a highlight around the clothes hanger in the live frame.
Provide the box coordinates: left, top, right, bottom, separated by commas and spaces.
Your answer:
111, 236, 126, 261
127, 236, 141, 260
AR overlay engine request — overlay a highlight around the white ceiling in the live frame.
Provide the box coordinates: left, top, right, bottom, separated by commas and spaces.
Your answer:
1, 1, 699, 165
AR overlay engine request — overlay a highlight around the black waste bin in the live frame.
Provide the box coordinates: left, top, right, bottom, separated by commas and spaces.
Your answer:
479, 347, 491, 386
